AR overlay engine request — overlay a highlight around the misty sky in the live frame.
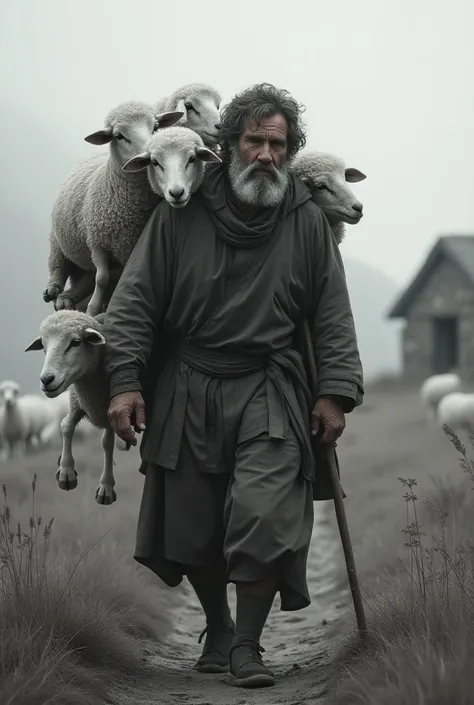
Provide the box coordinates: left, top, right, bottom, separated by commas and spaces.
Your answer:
1, 0, 473, 286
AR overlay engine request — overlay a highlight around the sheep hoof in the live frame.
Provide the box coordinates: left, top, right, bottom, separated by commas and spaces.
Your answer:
43, 284, 62, 303
55, 466, 78, 491
55, 294, 76, 311
95, 484, 117, 505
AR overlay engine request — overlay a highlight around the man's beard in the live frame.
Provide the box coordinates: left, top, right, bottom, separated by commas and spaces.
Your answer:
228, 145, 289, 208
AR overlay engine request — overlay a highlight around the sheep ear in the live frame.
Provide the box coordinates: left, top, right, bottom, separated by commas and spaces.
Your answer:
196, 147, 222, 163
154, 111, 185, 129
83, 328, 106, 345
300, 176, 312, 187
122, 152, 151, 172
176, 99, 187, 114
345, 168, 366, 183
25, 337, 43, 352
84, 128, 114, 145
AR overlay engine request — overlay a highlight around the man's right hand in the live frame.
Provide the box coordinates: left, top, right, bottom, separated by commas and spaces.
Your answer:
107, 391, 146, 446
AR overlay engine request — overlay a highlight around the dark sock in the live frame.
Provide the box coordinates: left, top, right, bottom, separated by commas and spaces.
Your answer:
188, 577, 233, 632
234, 584, 275, 644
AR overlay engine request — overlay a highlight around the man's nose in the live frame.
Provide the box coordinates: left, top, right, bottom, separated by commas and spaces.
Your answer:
257, 147, 272, 165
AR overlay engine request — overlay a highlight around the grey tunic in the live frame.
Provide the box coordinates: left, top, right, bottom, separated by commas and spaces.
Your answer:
103, 165, 364, 610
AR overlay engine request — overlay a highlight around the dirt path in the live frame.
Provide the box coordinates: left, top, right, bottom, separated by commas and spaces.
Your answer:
114, 501, 350, 705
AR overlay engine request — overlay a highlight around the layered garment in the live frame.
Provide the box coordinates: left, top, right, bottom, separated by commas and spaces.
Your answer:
103, 164, 364, 610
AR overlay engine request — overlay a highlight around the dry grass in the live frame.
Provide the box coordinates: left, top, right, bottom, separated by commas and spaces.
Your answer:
0, 438, 177, 705
325, 425, 474, 705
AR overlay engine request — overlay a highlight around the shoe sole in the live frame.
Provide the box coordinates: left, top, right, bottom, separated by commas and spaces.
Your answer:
230, 674, 276, 688
196, 663, 229, 674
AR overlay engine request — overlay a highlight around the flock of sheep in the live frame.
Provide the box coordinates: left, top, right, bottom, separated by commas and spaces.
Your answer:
3, 81, 367, 503
420, 372, 474, 432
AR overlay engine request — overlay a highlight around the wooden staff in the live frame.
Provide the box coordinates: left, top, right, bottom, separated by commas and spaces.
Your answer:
303, 319, 368, 637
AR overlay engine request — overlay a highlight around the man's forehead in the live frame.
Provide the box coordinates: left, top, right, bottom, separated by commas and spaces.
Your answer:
243, 114, 288, 136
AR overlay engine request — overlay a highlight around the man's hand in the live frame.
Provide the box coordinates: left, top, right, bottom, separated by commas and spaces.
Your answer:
107, 391, 146, 446
311, 395, 345, 445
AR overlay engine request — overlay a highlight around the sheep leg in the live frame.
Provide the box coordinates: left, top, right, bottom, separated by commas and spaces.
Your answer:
95, 427, 117, 506
6, 440, 15, 460
44, 235, 70, 303
86, 248, 110, 317
56, 408, 84, 491
55, 268, 96, 311
24, 434, 36, 455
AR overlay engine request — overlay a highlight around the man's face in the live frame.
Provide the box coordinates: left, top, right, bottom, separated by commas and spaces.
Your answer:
238, 114, 288, 168
228, 113, 290, 208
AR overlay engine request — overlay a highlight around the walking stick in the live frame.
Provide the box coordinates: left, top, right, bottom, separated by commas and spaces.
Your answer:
303, 319, 368, 638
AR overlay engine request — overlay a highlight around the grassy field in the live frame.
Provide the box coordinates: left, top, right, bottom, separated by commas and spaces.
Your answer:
2, 383, 474, 704
324, 384, 474, 704
0, 433, 178, 705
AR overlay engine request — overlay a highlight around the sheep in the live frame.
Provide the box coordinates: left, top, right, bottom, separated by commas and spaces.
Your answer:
420, 373, 462, 419
25, 310, 119, 505
49, 126, 222, 316
291, 151, 366, 244
122, 125, 221, 208
155, 82, 222, 149
42, 100, 184, 317
0, 380, 58, 458
437, 391, 474, 433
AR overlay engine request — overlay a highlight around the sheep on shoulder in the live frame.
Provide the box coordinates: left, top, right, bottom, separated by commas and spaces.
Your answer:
291, 151, 366, 244
420, 372, 462, 419
122, 125, 221, 208
437, 391, 474, 432
63, 125, 222, 317
43, 100, 184, 317
25, 310, 117, 505
155, 82, 222, 149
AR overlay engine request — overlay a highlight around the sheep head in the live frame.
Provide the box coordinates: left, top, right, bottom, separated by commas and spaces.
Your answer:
25, 311, 106, 398
83, 100, 184, 167
292, 151, 366, 229
0, 380, 20, 407
122, 126, 221, 208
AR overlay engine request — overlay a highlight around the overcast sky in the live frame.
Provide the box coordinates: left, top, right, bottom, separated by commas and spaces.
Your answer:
2, 0, 473, 286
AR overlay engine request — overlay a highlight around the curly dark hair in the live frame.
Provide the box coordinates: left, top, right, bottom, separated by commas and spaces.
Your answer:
218, 82, 307, 162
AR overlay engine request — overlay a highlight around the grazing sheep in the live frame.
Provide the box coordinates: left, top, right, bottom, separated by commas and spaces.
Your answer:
155, 82, 222, 148
0, 380, 57, 458
437, 391, 474, 432
420, 373, 462, 419
43, 101, 184, 317
291, 151, 366, 244
25, 310, 118, 505
122, 125, 221, 208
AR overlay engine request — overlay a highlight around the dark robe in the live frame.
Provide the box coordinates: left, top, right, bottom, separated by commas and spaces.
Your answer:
102, 164, 364, 610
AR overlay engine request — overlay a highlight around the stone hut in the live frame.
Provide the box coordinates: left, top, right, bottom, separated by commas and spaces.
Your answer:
387, 234, 474, 380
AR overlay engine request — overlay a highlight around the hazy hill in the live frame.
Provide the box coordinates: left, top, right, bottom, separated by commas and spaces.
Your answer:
0, 104, 401, 393
343, 257, 402, 381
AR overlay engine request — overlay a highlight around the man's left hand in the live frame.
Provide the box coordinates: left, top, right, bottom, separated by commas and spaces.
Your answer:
311, 395, 346, 444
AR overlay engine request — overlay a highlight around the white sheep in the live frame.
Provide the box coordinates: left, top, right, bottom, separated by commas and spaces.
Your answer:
291, 151, 366, 244
420, 373, 462, 419
51, 125, 222, 314
122, 125, 221, 208
0, 380, 58, 458
43, 100, 184, 317
155, 82, 222, 148
25, 310, 119, 505
437, 391, 474, 432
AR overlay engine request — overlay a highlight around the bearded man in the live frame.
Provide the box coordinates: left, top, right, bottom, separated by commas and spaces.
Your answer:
103, 83, 364, 689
